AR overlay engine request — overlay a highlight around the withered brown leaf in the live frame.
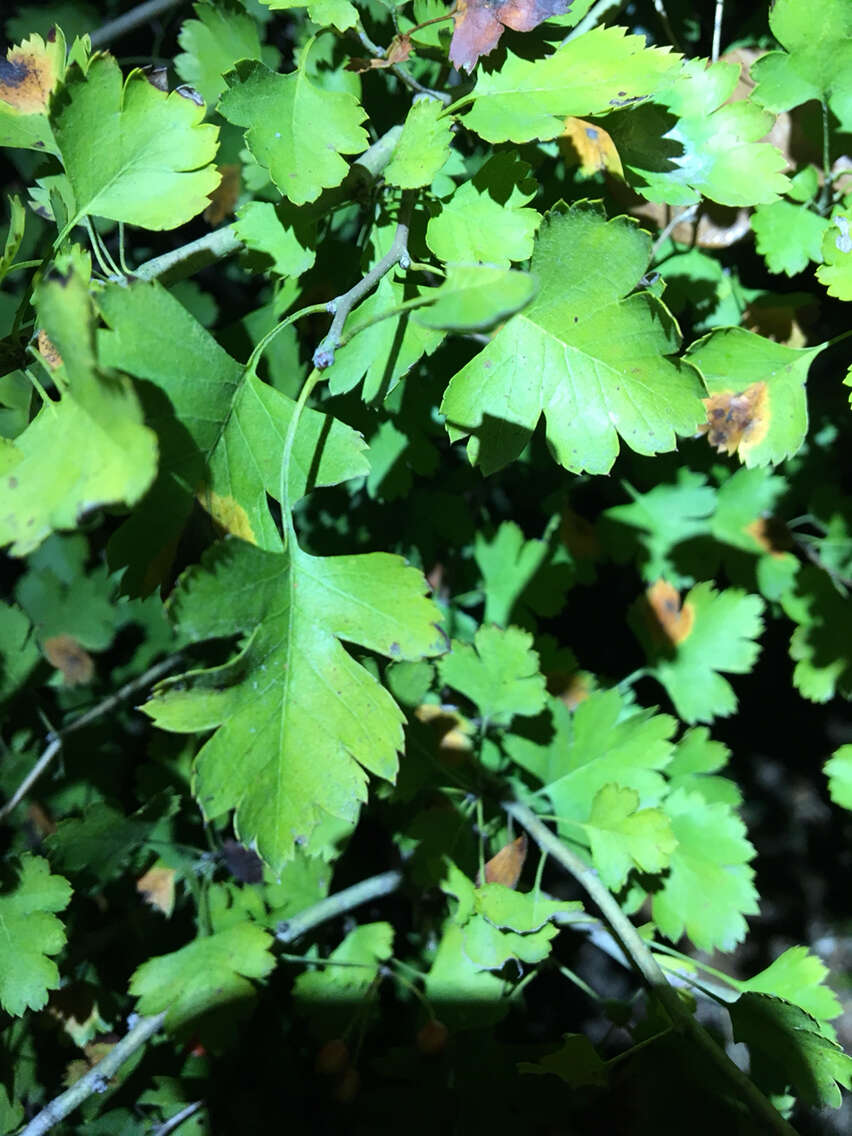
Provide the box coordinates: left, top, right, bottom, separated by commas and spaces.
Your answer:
449, 0, 574, 73
699, 382, 770, 460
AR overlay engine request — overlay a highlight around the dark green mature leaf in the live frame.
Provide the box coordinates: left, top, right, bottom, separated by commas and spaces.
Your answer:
440, 201, 704, 475
46, 797, 177, 884
0, 854, 72, 1016
52, 54, 221, 232
462, 26, 680, 144
218, 51, 368, 205
730, 993, 852, 1109
145, 539, 445, 870
750, 0, 852, 131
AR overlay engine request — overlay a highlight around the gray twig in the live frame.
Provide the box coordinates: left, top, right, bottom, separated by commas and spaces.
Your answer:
89, 0, 184, 49
277, 869, 403, 942
150, 1099, 204, 1136
0, 655, 183, 823
312, 192, 415, 370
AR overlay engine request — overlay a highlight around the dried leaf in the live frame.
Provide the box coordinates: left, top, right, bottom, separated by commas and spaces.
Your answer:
640, 579, 695, 647
449, 0, 574, 73
204, 163, 241, 225
346, 34, 412, 72
0, 33, 61, 114
479, 834, 528, 888
36, 329, 62, 369
136, 864, 176, 917
700, 383, 770, 459
43, 634, 94, 686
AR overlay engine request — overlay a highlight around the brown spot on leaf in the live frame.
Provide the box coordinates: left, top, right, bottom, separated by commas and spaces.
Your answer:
44, 635, 94, 685
0, 37, 60, 113
36, 329, 62, 369
346, 34, 413, 72
204, 164, 240, 225
699, 382, 769, 459
136, 864, 176, 916
449, 0, 574, 72
477, 833, 527, 888
547, 668, 591, 709
745, 516, 792, 557
640, 579, 694, 647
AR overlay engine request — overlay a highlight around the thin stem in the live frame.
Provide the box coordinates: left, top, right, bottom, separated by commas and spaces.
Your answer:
505, 800, 800, 1136
19, 1013, 167, 1136
651, 204, 699, 259
117, 222, 131, 276
649, 0, 682, 51
151, 1100, 204, 1136
276, 869, 403, 943
0, 654, 184, 823
353, 23, 451, 103
711, 0, 724, 62
85, 218, 121, 278
564, 0, 627, 41
278, 367, 323, 545
336, 293, 433, 347
312, 191, 415, 370
89, 0, 184, 48
245, 303, 330, 377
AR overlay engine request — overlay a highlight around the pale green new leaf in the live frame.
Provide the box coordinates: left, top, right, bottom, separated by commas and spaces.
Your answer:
260, 0, 359, 32
580, 784, 677, 890
385, 98, 452, 189
218, 53, 368, 205
53, 54, 220, 231
0, 252, 158, 557
416, 265, 537, 331
609, 59, 789, 207
652, 788, 758, 951
0, 854, 72, 1016
816, 214, 852, 300
506, 689, 676, 826
632, 582, 765, 724
438, 625, 547, 725
440, 202, 705, 475
144, 539, 445, 870
751, 201, 830, 276
666, 727, 741, 807
129, 923, 275, 1032
750, 0, 852, 131
426, 152, 541, 268
686, 327, 825, 467
176, 0, 267, 106
730, 994, 852, 1109
739, 947, 842, 1029
824, 746, 852, 811
463, 26, 680, 144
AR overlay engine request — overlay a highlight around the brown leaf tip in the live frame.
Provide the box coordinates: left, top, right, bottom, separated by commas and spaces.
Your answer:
44, 635, 94, 686
699, 382, 769, 458
449, 0, 574, 72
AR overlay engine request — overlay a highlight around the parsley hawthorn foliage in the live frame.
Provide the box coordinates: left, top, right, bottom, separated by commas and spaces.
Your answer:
1, 1, 851, 1132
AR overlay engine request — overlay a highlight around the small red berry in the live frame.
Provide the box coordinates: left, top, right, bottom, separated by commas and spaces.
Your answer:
416, 1018, 449, 1055
314, 1038, 349, 1076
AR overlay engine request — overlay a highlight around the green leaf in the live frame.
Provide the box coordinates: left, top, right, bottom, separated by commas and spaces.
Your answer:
507, 689, 676, 823
218, 51, 368, 206
438, 624, 547, 725
666, 727, 741, 807
233, 200, 316, 278
0, 194, 25, 285
0, 602, 40, 704
580, 784, 677, 890
816, 213, 852, 300
424, 922, 509, 1029
0, 251, 158, 556
260, 0, 359, 32
730, 993, 852, 1109
46, 798, 177, 884
750, 0, 852, 131
440, 201, 704, 475
294, 922, 393, 1003
824, 745, 852, 810
53, 54, 220, 231
0, 29, 66, 154
739, 947, 843, 1029
474, 520, 574, 627
782, 566, 852, 701
97, 279, 368, 554
326, 274, 444, 400
632, 581, 765, 724
686, 327, 824, 467
519, 1034, 608, 1087
416, 265, 537, 331
384, 97, 453, 189
144, 539, 445, 870
176, 0, 266, 106
129, 922, 275, 1032
751, 201, 830, 276
608, 59, 789, 207
0, 854, 72, 1016
652, 788, 758, 951
425, 152, 542, 268
462, 26, 680, 144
